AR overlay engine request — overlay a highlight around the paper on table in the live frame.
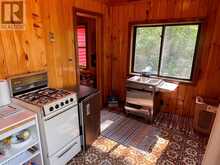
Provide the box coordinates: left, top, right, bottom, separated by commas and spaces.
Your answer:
158, 81, 178, 92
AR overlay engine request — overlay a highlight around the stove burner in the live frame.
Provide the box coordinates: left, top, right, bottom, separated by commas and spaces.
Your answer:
16, 88, 73, 106
19, 93, 41, 102
32, 96, 55, 106
50, 90, 72, 98
37, 88, 58, 95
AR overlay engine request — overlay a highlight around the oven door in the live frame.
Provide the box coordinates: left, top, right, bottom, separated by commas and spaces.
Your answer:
43, 105, 79, 156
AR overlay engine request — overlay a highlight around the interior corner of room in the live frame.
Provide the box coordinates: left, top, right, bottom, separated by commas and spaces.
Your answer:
0, 0, 220, 165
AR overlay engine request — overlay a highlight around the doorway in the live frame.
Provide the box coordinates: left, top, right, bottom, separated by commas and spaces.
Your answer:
76, 16, 97, 88
73, 9, 103, 104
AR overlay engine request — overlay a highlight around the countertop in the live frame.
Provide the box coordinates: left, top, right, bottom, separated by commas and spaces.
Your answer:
74, 85, 98, 102
0, 103, 35, 135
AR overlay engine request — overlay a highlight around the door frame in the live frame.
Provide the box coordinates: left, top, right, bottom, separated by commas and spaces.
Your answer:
73, 8, 104, 106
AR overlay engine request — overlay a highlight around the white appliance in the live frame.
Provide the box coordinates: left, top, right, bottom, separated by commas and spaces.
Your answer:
8, 72, 81, 165
0, 80, 11, 107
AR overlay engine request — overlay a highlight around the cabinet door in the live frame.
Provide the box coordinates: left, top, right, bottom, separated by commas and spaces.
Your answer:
83, 92, 101, 147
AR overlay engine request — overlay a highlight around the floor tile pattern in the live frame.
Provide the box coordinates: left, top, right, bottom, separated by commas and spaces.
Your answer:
68, 111, 207, 165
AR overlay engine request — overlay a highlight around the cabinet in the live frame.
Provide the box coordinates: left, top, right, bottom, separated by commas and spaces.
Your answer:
0, 115, 43, 165
78, 86, 101, 151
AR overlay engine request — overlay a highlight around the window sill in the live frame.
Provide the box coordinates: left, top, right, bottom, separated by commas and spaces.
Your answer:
128, 72, 195, 85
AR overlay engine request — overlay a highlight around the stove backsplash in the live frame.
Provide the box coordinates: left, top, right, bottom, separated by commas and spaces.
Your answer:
8, 71, 48, 96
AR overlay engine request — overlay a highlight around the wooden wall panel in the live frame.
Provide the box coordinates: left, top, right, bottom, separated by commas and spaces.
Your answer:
75, 0, 105, 14
39, 0, 105, 89
0, 0, 47, 79
102, 7, 113, 103
106, 0, 220, 117
39, 0, 76, 89
0, 0, 105, 90
0, 36, 7, 78
1, 0, 219, 117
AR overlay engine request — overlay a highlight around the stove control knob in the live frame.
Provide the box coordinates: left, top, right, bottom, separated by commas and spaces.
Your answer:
70, 98, 74, 102
61, 102, 64, 106
65, 100, 69, 104
49, 107, 54, 112
55, 104, 59, 109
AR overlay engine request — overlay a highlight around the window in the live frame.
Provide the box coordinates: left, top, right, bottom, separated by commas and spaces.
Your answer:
77, 25, 87, 68
131, 23, 200, 81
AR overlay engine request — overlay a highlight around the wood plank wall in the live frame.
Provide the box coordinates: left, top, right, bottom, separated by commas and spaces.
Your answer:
1, 0, 219, 117
105, 0, 220, 116
75, 0, 105, 13
0, 0, 105, 89
0, 0, 47, 80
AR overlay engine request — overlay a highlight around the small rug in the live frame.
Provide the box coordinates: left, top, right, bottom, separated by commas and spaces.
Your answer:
101, 110, 160, 154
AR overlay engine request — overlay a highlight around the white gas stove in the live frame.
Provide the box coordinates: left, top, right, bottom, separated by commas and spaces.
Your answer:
8, 72, 81, 165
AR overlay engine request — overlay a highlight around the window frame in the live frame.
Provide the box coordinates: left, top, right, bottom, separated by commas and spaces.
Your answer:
130, 22, 201, 82
77, 24, 88, 69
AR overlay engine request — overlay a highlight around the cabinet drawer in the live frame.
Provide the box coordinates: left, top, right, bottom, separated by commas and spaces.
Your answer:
126, 90, 154, 107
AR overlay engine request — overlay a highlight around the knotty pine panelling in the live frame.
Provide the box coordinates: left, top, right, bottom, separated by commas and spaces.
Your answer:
75, 0, 105, 14
101, 6, 114, 104
106, 0, 220, 116
41, 0, 105, 89
0, 0, 47, 79
0, 0, 105, 90
39, 0, 76, 89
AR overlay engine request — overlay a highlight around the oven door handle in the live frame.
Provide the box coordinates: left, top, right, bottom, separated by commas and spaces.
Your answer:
57, 142, 78, 158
